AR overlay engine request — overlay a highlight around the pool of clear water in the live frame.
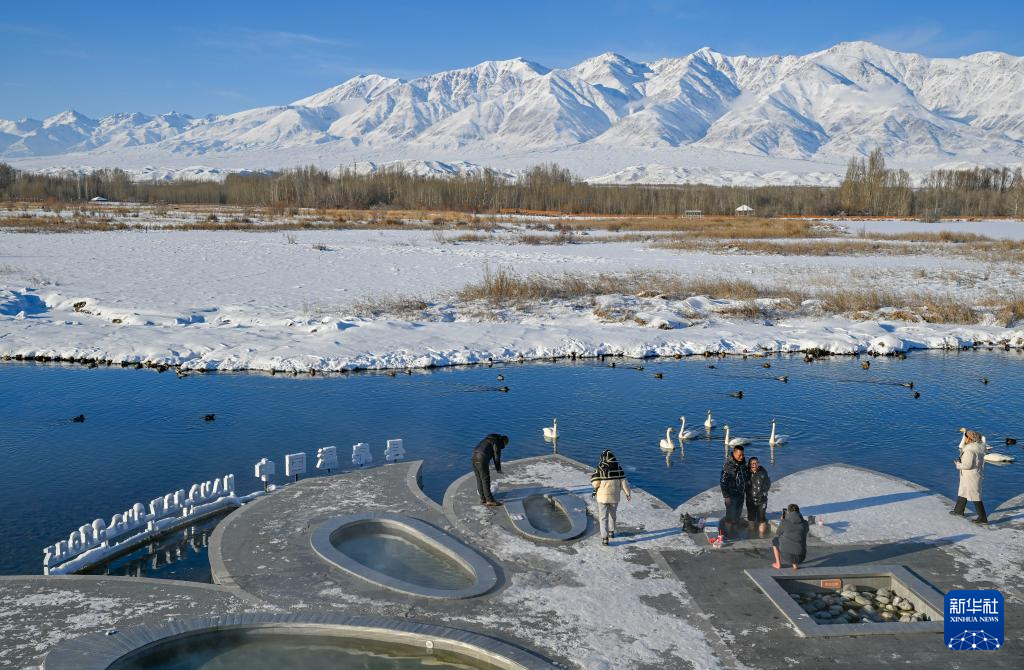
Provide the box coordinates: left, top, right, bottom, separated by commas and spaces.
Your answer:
1, 350, 1022, 577
523, 495, 572, 534
331, 523, 475, 590
108, 630, 483, 670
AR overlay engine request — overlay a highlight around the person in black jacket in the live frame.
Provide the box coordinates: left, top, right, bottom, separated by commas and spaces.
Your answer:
772, 503, 809, 570
720, 446, 749, 531
746, 457, 771, 537
472, 434, 509, 506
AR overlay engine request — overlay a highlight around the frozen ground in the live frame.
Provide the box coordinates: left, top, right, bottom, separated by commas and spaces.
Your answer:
677, 464, 1024, 596
2, 218, 1024, 371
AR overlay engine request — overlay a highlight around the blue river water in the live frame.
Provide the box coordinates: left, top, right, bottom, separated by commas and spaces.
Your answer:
1, 350, 1021, 577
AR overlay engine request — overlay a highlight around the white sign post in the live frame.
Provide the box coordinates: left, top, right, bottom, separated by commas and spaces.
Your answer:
316, 446, 338, 474
284, 452, 307, 482
255, 458, 276, 492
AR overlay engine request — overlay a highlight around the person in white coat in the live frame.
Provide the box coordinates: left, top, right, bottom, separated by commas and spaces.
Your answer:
951, 429, 987, 524
591, 450, 631, 546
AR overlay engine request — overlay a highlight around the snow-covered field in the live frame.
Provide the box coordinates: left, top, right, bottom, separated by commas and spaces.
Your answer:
2, 216, 1024, 372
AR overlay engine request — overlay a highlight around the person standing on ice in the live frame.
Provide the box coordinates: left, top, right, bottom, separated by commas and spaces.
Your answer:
720, 446, 749, 533
591, 449, 631, 546
746, 457, 771, 537
472, 433, 508, 507
951, 429, 988, 524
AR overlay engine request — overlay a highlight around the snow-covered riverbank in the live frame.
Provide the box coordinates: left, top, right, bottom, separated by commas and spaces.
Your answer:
2, 227, 1023, 371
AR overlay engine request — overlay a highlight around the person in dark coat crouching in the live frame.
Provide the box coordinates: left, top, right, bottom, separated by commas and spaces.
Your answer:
746, 457, 771, 537
472, 434, 509, 507
772, 503, 809, 570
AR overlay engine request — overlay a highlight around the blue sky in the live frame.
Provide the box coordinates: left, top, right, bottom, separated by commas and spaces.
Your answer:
2, 0, 1021, 120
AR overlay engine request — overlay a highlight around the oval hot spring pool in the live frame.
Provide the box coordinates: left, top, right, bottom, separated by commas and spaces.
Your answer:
310, 513, 499, 598
42, 616, 557, 670
107, 629, 481, 670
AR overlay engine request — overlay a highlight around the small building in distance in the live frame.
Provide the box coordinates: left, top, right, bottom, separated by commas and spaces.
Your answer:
90, 196, 109, 202
684, 209, 703, 219
735, 204, 754, 216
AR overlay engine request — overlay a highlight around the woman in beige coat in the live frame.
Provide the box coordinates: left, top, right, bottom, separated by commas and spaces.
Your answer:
591, 449, 631, 546
951, 429, 987, 524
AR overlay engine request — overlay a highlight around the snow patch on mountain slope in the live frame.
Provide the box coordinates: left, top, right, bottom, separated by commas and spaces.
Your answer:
3, 42, 1023, 185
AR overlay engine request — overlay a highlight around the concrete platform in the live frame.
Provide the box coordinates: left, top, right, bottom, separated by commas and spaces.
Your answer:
6, 458, 1024, 669
678, 463, 1024, 599
0, 575, 264, 669
206, 455, 719, 669
668, 463, 1024, 668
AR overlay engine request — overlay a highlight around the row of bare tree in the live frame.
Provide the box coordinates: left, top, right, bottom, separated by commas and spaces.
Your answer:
1, 157, 1022, 218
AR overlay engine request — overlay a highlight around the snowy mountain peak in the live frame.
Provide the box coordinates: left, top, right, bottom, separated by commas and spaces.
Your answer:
433, 56, 551, 81
43, 109, 95, 128
2, 42, 1023, 178
292, 74, 403, 108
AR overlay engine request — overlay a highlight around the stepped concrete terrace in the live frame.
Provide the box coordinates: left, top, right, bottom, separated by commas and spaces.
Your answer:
1, 457, 1022, 669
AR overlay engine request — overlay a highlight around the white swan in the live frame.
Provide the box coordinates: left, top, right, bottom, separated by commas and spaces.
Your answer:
956, 427, 967, 452
769, 418, 789, 447
704, 409, 716, 430
543, 417, 558, 440
678, 416, 700, 441
985, 451, 1015, 463
723, 425, 752, 448
982, 435, 991, 452
659, 427, 675, 450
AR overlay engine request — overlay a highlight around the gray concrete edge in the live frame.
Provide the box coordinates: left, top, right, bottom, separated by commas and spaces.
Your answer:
0, 573, 240, 597
41, 613, 560, 670
744, 564, 946, 638
405, 459, 444, 515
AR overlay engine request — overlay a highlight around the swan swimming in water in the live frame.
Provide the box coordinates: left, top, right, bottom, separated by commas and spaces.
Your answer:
543, 418, 558, 440
659, 427, 675, 450
704, 409, 716, 430
985, 452, 1015, 463
678, 416, 700, 441
769, 418, 789, 447
723, 425, 752, 448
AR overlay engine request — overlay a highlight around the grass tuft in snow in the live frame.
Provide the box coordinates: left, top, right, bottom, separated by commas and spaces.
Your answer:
351, 295, 432, 319
458, 266, 770, 305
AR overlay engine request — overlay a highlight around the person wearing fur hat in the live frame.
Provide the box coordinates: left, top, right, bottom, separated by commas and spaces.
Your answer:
951, 429, 987, 524
591, 449, 631, 546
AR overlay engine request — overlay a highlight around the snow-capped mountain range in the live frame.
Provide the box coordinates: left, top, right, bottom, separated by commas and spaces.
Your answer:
4, 41, 1023, 185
